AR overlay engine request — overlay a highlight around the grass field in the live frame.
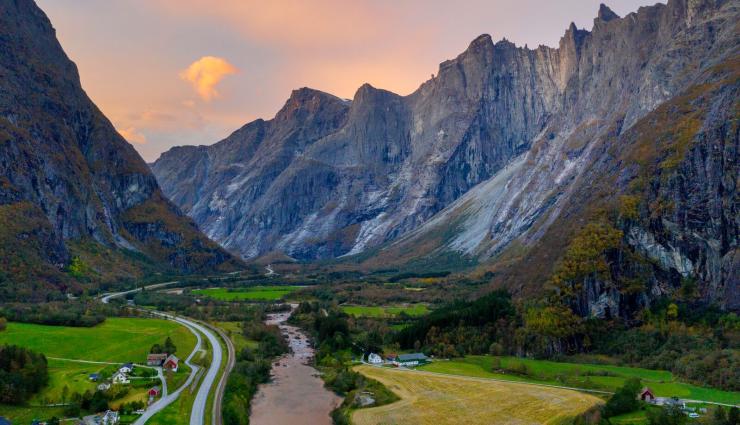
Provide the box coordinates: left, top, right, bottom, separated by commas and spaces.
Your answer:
418, 356, 740, 405
0, 318, 196, 363
352, 365, 601, 425
341, 304, 429, 318
0, 404, 66, 424
29, 359, 108, 404
192, 286, 300, 301
214, 321, 258, 351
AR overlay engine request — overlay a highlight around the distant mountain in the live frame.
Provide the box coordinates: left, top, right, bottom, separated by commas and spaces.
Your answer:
0, 0, 241, 301
153, 0, 738, 312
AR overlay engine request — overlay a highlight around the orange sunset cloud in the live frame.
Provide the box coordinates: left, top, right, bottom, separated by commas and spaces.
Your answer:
180, 56, 238, 101
118, 127, 147, 145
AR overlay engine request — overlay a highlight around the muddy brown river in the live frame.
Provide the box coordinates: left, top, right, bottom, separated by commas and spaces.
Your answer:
249, 306, 342, 425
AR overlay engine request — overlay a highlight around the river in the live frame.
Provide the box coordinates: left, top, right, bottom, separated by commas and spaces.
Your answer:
249, 306, 342, 425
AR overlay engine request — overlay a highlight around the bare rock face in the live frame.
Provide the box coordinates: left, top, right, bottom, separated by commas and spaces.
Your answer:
153, 0, 738, 310
0, 0, 239, 300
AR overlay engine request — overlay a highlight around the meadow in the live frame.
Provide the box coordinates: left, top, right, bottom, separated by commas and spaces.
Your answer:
192, 286, 301, 301
214, 321, 258, 351
341, 304, 429, 318
0, 317, 196, 362
418, 356, 740, 405
352, 365, 601, 425
28, 359, 108, 404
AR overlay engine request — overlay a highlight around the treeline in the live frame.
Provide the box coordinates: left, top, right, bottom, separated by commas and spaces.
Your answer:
222, 308, 289, 425
0, 302, 112, 327
0, 344, 48, 404
387, 271, 451, 283
392, 290, 739, 391
397, 290, 517, 356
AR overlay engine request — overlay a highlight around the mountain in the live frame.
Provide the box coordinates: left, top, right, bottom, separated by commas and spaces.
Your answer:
0, 0, 241, 301
153, 1, 738, 312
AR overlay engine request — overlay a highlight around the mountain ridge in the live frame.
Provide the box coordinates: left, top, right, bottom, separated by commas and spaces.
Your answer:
0, 0, 242, 301
153, 0, 738, 313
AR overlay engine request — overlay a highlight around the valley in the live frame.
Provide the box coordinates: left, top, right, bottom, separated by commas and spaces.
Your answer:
0, 0, 738, 424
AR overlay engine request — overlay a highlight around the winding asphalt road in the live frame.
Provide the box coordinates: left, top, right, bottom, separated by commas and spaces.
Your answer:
101, 283, 225, 425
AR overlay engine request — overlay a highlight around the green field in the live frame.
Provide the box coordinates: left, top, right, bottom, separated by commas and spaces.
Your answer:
341, 304, 429, 318
419, 355, 740, 405
0, 404, 66, 424
29, 359, 109, 404
0, 318, 196, 363
192, 286, 301, 301
214, 321, 258, 351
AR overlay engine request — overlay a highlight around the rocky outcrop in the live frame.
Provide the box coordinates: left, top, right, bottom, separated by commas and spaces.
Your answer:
153, 0, 738, 311
0, 0, 240, 300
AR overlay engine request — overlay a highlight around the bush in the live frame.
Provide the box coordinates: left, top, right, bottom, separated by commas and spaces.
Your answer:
603, 378, 641, 418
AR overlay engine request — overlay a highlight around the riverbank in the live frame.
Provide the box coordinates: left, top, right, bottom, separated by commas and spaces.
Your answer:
249, 307, 341, 425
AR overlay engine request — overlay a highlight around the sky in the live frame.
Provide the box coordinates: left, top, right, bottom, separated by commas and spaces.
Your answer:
36, 0, 664, 162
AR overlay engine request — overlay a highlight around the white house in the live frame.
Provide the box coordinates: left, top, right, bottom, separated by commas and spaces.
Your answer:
367, 353, 383, 365
112, 371, 129, 385
100, 410, 119, 425
118, 363, 134, 374
97, 382, 111, 391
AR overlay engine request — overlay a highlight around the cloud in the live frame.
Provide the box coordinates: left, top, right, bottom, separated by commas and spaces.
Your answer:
180, 56, 238, 101
118, 127, 147, 145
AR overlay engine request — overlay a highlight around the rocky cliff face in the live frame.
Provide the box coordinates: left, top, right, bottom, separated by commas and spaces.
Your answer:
0, 0, 240, 300
153, 0, 738, 311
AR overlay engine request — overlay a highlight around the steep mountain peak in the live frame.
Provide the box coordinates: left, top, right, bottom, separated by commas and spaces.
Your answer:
273, 87, 346, 123
0, 0, 240, 300
597, 3, 620, 22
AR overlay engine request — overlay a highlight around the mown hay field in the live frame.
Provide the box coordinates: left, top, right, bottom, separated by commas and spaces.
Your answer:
353, 365, 602, 425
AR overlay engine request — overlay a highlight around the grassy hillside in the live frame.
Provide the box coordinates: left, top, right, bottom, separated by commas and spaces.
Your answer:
0, 318, 196, 362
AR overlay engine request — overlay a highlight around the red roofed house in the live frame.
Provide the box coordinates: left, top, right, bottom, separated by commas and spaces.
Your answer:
163, 354, 179, 372
148, 386, 161, 398
640, 387, 655, 402
147, 353, 168, 366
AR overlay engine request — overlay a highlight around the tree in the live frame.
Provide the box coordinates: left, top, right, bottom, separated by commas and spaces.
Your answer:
729, 407, 739, 425
150, 343, 163, 354
667, 303, 679, 320
164, 336, 177, 355
0, 317, 6, 331
603, 378, 641, 418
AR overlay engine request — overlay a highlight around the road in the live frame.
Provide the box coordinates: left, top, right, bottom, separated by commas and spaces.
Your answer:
101, 282, 227, 425
208, 323, 236, 425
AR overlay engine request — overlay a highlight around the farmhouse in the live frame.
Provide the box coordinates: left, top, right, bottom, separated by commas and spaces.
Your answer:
163, 354, 179, 372
119, 363, 134, 373
148, 386, 161, 400
639, 387, 655, 402
147, 353, 168, 366
112, 371, 129, 385
367, 353, 383, 364
389, 353, 429, 367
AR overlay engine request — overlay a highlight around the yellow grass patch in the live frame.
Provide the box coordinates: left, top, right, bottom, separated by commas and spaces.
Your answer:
353, 365, 602, 425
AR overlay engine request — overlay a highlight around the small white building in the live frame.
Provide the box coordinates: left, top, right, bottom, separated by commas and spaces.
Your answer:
367, 353, 383, 364
97, 382, 111, 391
111, 371, 129, 385
100, 410, 119, 425
118, 363, 134, 374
